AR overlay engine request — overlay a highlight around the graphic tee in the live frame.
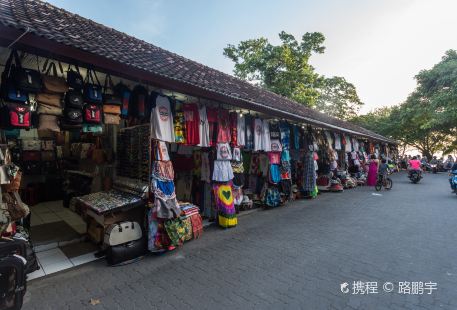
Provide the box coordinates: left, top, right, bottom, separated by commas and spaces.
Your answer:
183, 103, 200, 145
253, 118, 263, 151
150, 95, 175, 143
198, 106, 210, 147
262, 120, 271, 152
236, 114, 246, 147
217, 143, 232, 161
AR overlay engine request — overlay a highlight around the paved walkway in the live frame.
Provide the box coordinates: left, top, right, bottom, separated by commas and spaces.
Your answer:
23, 172, 457, 309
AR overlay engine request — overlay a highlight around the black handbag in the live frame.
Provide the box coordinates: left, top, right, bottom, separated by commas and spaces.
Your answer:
83, 69, 103, 104
106, 237, 146, 266
0, 51, 28, 103
0, 255, 27, 310
63, 108, 83, 124
0, 238, 39, 274
65, 89, 84, 109
66, 64, 84, 90
102, 74, 122, 106
11, 51, 42, 93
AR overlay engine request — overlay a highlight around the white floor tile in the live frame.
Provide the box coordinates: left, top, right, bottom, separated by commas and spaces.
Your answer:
37, 248, 74, 275
70, 252, 99, 266
27, 267, 45, 280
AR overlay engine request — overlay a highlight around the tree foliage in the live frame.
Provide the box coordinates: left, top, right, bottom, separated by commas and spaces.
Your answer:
315, 76, 364, 120
223, 31, 325, 107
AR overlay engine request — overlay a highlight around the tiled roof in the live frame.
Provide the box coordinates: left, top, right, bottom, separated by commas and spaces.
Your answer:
0, 0, 393, 143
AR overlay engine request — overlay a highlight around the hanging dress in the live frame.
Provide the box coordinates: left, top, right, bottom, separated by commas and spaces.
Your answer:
213, 182, 237, 228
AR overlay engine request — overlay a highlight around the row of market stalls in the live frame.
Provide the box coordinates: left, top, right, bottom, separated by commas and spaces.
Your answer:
0, 0, 396, 278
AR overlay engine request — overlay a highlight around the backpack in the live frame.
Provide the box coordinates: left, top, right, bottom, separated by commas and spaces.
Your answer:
130, 85, 148, 120
83, 69, 103, 104
0, 51, 28, 103
114, 83, 131, 118
66, 64, 84, 90
65, 89, 84, 109
2, 103, 31, 129
63, 108, 83, 125
83, 104, 102, 124
11, 51, 42, 93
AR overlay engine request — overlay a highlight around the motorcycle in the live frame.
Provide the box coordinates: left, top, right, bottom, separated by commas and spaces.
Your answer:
409, 170, 422, 183
430, 163, 437, 174
450, 170, 457, 194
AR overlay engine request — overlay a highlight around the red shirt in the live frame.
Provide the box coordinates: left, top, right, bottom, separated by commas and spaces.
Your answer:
217, 109, 231, 143
183, 103, 200, 145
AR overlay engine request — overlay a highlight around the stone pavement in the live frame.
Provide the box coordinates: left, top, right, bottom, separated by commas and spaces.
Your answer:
23, 172, 457, 309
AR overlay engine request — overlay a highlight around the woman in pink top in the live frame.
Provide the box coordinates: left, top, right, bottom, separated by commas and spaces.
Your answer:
408, 156, 422, 170
366, 154, 379, 186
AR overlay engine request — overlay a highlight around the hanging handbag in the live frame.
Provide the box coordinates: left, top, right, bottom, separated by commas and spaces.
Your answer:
103, 105, 121, 115
41, 151, 56, 162
5, 170, 21, 193
41, 140, 54, 151
22, 151, 41, 162
102, 74, 122, 106
4, 192, 29, 222
41, 60, 69, 94
130, 85, 148, 119
83, 69, 103, 104
0, 51, 28, 103
2, 103, 31, 129
21, 139, 41, 151
64, 89, 84, 109
63, 108, 83, 125
103, 113, 120, 125
36, 92, 62, 108
114, 83, 131, 118
38, 114, 60, 132
12, 51, 42, 93
37, 103, 63, 116
83, 104, 102, 124
66, 64, 84, 90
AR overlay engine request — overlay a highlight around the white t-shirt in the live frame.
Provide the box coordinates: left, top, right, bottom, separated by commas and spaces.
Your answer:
345, 135, 352, 152
216, 143, 232, 160
334, 133, 341, 150
198, 106, 210, 147
261, 120, 271, 152
237, 114, 246, 147
253, 118, 263, 151
150, 95, 175, 143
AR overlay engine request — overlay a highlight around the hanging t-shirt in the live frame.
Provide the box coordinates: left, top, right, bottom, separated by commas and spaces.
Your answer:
183, 103, 200, 145
232, 147, 242, 162
293, 125, 300, 150
324, 131, 333, 147
154, 141, 170, 161
253, 118, 263, 151
174, 109, 186, 144
345, 135, 352, 152
245, 114, 254, 150
198, 106, 210, 147
216, 143, 232, 161
236, 114, 246, 147
334, 133, 342, 150
206, 107, 218, 146
268, 152, 281, 164
279, 121, 290, 150
229, 112, 237, 146
270, 139, 282, 153
262, 120, 271, 152
217, 109, 231, 143
269, 122, 280, 139
150, 95, 175, 143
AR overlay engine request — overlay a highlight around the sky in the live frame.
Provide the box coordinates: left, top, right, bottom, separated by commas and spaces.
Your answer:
46, 0, 457, 114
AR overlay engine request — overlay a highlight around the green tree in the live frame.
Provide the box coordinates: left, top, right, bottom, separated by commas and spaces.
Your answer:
223, 31, 325, 107
316, 76, 364, 120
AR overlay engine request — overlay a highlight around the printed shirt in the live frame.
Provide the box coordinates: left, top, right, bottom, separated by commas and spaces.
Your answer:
150, 95, 175, 143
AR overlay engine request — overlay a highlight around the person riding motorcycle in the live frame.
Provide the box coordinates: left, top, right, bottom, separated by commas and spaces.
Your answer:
444, 155, 455, 171
408, 156, 422, 177
449, 161, 457, 192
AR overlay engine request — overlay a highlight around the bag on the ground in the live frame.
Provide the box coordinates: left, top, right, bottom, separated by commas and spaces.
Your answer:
0, 254, 27, 310
104, 221, 142, 246
105, 237, 146, 266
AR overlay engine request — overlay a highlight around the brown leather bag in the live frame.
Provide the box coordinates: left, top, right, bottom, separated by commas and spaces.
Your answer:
37, 103, 63, 116
42, 61, 69, 94
38, 114, 60, 132
104, 113, 120, 125
103, 105, 121, 114
36, 93, 62, 107
5, 170, 21, 192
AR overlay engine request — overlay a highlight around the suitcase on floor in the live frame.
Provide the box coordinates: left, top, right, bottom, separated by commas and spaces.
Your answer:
0, 238, 39, 275
106, 237, 146, 266
0, 255, 27, 310
104, 221, 142, 246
